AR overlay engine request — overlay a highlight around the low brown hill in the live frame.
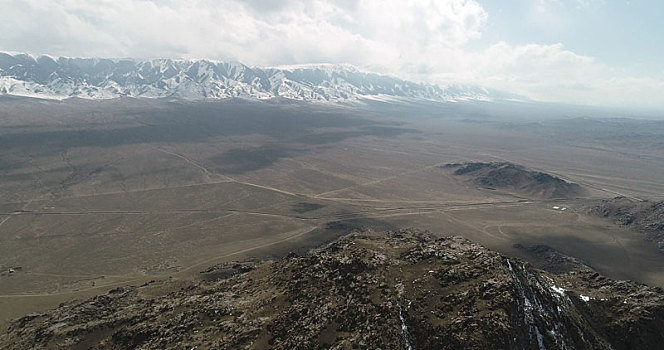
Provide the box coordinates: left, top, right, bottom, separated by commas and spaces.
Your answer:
588, 197, 664, 253
445, 162, 585, 199
2, 229, 663, 349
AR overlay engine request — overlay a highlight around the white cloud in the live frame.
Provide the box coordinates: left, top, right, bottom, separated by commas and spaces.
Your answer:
0, 0, 487, 64
0, 0, 662, 108
466, 42, 664, 108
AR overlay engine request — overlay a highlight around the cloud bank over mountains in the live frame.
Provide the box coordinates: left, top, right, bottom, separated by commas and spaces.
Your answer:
1, 0, 662, 109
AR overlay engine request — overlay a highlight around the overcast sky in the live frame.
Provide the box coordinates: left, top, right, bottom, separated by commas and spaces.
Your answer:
1, 0, 663, 109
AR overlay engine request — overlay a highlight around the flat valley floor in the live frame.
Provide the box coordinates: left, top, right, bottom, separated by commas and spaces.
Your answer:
1, 97, 663, 323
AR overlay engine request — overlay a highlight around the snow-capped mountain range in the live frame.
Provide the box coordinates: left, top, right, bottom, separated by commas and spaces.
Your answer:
0, 52, 514, 103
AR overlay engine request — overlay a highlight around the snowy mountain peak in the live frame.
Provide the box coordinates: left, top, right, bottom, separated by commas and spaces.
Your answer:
265, 63, 361, 74
0, 52, 516, 103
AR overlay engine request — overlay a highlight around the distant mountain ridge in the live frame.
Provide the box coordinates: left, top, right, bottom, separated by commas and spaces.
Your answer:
0, 52, 518, 102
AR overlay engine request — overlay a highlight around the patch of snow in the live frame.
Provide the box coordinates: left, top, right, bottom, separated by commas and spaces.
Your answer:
552, 206, 560, 209
399, 302, 413, 350
535, 325, 546, 350
524, 296, 532, 308
550, 285, 566, 297
580, 295, 591, 302
506, 259, 514, 271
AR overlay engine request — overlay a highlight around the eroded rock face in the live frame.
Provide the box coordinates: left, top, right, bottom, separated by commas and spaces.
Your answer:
2, 230, 663, 349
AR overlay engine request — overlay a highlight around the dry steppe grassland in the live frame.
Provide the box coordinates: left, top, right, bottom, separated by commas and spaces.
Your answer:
1, 97, 663, 324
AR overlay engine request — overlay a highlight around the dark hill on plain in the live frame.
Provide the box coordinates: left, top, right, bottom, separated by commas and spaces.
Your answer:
445, 162, 586, 199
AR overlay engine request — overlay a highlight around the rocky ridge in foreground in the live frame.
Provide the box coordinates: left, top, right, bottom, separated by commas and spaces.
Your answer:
1, 229, 663, 349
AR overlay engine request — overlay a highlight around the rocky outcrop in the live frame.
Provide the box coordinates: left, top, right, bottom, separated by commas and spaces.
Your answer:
1, 229, 663, 349
589, 197, 664, 253
444, 162, 585, 199
512, 243, 590, 274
